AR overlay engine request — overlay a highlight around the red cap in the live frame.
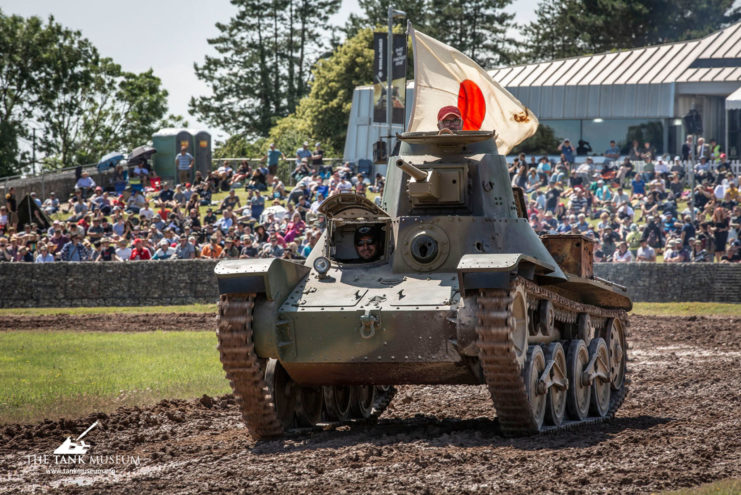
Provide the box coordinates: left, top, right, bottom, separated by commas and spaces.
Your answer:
134, 239, 143, 245
437, 105, 462, 121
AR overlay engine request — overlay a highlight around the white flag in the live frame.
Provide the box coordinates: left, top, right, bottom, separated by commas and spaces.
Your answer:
407, 26, 539, 155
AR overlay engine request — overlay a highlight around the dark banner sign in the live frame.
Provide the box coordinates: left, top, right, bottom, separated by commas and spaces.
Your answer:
373, 32, 407, 124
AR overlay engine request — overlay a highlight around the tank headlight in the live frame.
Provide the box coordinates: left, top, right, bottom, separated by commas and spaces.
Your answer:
313, 256, 331, 276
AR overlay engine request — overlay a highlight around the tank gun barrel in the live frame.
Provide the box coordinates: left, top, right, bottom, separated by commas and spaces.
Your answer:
396, 159, 429, 182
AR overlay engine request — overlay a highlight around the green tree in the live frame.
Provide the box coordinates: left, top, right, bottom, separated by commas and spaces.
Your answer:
190, 0, 340, 138
520, 0, 588, 62
427, 0, 516, 66
344, 0, 429, 37
0, 11, 61, 176
272, 28, 375, 154
523, 0, 741, 63
512, 124, 560, 155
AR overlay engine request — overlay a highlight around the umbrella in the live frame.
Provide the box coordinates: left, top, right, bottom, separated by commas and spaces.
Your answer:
97, 152, 125, 172
127, 145, 157, 165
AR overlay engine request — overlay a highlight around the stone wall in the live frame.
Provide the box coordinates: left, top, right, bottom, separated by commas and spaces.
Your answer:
0, 261, 739, 308
594, 262, 741, 303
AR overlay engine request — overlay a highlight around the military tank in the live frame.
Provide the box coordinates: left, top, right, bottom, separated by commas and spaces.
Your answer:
215, 130, 630, 439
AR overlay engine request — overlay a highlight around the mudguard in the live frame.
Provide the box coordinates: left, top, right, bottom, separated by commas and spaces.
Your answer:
456, 253, 561, 295
215, 258, 310, 303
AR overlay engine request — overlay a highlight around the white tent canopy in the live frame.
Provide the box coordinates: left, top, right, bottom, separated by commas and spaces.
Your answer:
726, 86, 741, 110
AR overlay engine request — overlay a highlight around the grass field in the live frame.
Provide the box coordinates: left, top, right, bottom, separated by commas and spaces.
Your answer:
660, 479, 741, 495
631, 302, 741, 317
0, 303, 217, 316
0, 330, 229, 424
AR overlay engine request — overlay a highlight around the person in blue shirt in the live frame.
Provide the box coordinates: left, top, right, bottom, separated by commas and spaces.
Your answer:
557, 139, 575, 164
263, 143, 286, 179
295, 142, 312, 167
631, 175, 646, 198
175, 146, 194, 185
604, 140, 620, 162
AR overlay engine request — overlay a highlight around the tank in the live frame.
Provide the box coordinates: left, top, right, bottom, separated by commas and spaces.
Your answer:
214, 130, 631, 439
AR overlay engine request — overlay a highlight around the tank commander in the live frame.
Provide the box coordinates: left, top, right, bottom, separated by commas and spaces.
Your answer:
354, 225, 381, 262
437, 106, 463, 133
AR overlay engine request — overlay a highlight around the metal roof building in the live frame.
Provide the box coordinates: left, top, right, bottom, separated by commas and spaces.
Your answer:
344, 22, 741, 163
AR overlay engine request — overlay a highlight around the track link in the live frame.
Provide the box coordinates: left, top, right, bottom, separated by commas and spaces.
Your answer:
217, 294, 284, 440
476, 277, 629, 437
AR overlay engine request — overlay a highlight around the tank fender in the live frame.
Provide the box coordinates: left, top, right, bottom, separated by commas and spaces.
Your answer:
214, 258, 310, 303
456, 253, 558, 296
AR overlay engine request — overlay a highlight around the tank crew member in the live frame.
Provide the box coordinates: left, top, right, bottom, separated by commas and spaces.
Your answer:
354, 225, 381, 262
437, 106, 463, 133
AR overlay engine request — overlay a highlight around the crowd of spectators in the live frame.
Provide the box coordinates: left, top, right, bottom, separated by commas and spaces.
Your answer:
1, 135, 739, 264
515, 136, 740, 263
0, 144, 385, 264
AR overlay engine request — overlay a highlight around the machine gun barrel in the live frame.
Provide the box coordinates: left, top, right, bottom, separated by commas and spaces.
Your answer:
396, 159, 429, 182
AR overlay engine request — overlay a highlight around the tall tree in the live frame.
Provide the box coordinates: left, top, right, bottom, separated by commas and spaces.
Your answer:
344, 0, 429, 37
427, 0, 516, 66
520, 0, 588, 62
522, 0, 741, 63
190, 0, 340, 137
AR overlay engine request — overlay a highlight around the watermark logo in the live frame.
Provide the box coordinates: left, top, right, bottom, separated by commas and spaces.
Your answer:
21, 420, 141, 477
53, 420, 99, 455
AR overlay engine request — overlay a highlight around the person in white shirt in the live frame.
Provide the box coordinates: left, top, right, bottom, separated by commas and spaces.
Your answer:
613, 242, 633, 262
139, 203, 155, 220
115, 238, 132, 260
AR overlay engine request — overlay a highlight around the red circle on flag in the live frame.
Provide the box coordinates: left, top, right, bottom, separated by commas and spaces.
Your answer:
458, 80, 485, 130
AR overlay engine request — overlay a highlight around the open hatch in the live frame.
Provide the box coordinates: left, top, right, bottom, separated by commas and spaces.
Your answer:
318, 193, 392, 265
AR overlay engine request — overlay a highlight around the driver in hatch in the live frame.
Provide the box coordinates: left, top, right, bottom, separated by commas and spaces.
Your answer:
437, 106, 463, 133
354, 225, 381, 262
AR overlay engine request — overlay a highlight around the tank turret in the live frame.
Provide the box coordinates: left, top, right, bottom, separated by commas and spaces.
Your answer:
213, 130, 631, 440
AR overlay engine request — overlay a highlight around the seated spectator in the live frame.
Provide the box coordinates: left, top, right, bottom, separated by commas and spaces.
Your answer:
271, 178, 286, 199
636, 239, 656, 262
42, 192, 60, 215
200, 236, 223, 259
60, 233, 91, 262
75, 171, 96, 198
220, 237, 240, 259
152, 239, 176, 260
613, 241, 633, 262
129, 238, 151, 261
246, 165, 268, 191
690, 238, 710, 262
664, 239, 688, 262
95, 237, 120, 262
231, 161, 251, 186
35, 244, 55, 263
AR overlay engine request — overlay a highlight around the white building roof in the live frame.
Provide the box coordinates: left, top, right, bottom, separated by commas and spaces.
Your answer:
489, 22, 741, 87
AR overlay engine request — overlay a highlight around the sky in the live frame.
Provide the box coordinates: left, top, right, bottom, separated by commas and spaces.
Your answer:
2, 0, 539, 140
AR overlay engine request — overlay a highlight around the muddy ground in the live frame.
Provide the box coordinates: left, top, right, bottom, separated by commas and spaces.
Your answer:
1, 314, 740, 494
0, 313, 214, 332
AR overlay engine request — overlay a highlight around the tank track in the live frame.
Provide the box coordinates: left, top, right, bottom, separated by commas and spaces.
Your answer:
217, 293, 396, 439
476, 277, 629, 437
217, 294, 284, 440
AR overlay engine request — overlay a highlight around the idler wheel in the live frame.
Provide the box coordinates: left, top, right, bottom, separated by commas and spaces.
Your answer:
509, 286, 529, 368
522, 345, 546, 430
588, 338, 612, 418
350, 385, 376, 419
544, 342, 568, 427
604, 318, 627, 391
265, 359, 297, 429
566, 340, 591, 421
295, 386, 324, 427
323, 385, 353, 421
